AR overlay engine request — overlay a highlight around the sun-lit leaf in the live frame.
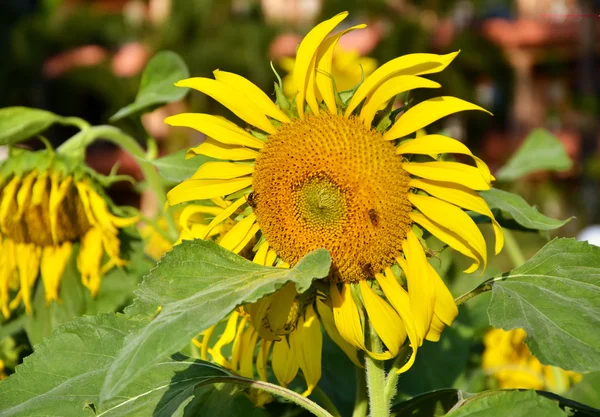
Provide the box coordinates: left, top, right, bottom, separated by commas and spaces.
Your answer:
445, 390, 567, 417
488, 238, 600, 373
0, 107, 61, 146
110, 51, 189, 121
496, 129, 572, 181
100, 240, 331, 404
151, 149, 214, 183
0, 314, 234, 417
481, 188, 571, 231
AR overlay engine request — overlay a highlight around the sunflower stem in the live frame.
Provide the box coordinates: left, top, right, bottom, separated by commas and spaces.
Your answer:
502, 228, 526, 268
383, 344, 411, 406
365, 329, 389, 417
208, 376, 334, 417
352, 365, 368, 417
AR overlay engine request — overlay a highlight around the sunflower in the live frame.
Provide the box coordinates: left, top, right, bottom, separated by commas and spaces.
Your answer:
0, 148, 137, 318
167, 11, 503, 393
280, 45, 378, 98
482, 328, 581, 393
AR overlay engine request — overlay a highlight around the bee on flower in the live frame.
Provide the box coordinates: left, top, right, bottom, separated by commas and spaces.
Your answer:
166, 12, 503, 395
0, 147, 137, 318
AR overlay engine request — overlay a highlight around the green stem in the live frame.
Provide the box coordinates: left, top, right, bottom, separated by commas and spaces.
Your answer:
454, 278, 494, 306
383, 345, 411, 406
365, 330, 389, 417
352, 365, 368, 417
312, 386, 342, 417
58, 125, 178, 239
207, 376, 334, 417
502, 228, 526, 268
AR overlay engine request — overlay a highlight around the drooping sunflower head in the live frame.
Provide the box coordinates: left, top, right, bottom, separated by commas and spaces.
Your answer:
0, 148, 137, 317
167, 11, 504, 389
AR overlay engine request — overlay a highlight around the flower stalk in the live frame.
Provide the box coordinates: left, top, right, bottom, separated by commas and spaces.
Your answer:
365, 329, 389, 417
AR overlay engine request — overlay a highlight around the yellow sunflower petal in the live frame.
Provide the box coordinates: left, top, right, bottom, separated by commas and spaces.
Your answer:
359, 280, 406, 356
78, 228, 105, 296
219, 213, 257, 253
214, 70, 291, 124
384, 96, 491, 141
375, 269, 419, 373
401, 230, 436, 342
291, 304, 322, 396
231, 316, 249, 371
16, 171, 37, 217
345, 51, 459, 116
410, 178, 503, 254
396, 134, 492, 184
315, 24, 366, 113
175, 78, 276, 134
239, 326, 259, 378
0, 177, 20, 229
425, 314, 445, 342
15, 243, 42, 315
193, 161, 254, 180
199, 325, 215, 361
315, 297, 361, 367
49, 175, 73, 243
40, 242, 73, 303
179, 204, 224, 231
31, 172, 48, 206
294, 12, 348, 118
330, 282, 392, 361
360, 76, 441, 127
167, 177, 252, 206
410, 211, 480, 273
0, 239, 17, 318
253, 241, 270, 266
186, 138, 259, 161
201, 197, 247, 239
267, 283, 297, 335
428, 262, 458, 327
211, 311, 240, 366
257, 340, 273, 381
167, 113, 264, 149
403, 161, 491, 191
409, 193, 487, 271
272, 337, 299, 387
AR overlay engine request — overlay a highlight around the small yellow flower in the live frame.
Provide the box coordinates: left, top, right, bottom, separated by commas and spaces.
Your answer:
483, 328, 581, 393
0, 150, 137, 317
167, 12, 503, 393
280, 46, 378, 97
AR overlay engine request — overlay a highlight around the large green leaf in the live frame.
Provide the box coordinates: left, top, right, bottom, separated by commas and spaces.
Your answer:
0, 314, 233, 417
100, 240, 331, 403
488, 238, 600, 373
481, 188, 571, 231
496, 129, 572, 181
391, 389, 462, 417
152, 149, 215, 183
445, 390, 567, 417
110, 51, 189, 121
0, 107, 61, 146
568, 372, 600, 409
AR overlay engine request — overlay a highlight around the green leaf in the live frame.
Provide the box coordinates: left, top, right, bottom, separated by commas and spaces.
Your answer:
568, 372, 600, 409
488, 238, 600, 373
0, 314, 233, 417
110, 51, 190, 121
481, 188, 571, 231
152, 149, 215, 183
0, 107, 60, 146
100, 240, 331, 403
445, 390, 567, 417
392, 389, 462, 417
496, 129, 572, 181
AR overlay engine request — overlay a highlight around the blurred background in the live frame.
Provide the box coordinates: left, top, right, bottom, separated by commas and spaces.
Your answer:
0, 0, 599, 403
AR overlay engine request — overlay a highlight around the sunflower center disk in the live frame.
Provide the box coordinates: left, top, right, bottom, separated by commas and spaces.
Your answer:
252, 113, 413, 283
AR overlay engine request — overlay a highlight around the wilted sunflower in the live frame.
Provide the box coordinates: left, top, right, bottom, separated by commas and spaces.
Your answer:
0, 148, 137, 317
167, 12, 503, 392
482, 328, 581, 393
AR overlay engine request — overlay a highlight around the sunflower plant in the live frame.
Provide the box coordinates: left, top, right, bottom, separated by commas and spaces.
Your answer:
0, 12, 599, 417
